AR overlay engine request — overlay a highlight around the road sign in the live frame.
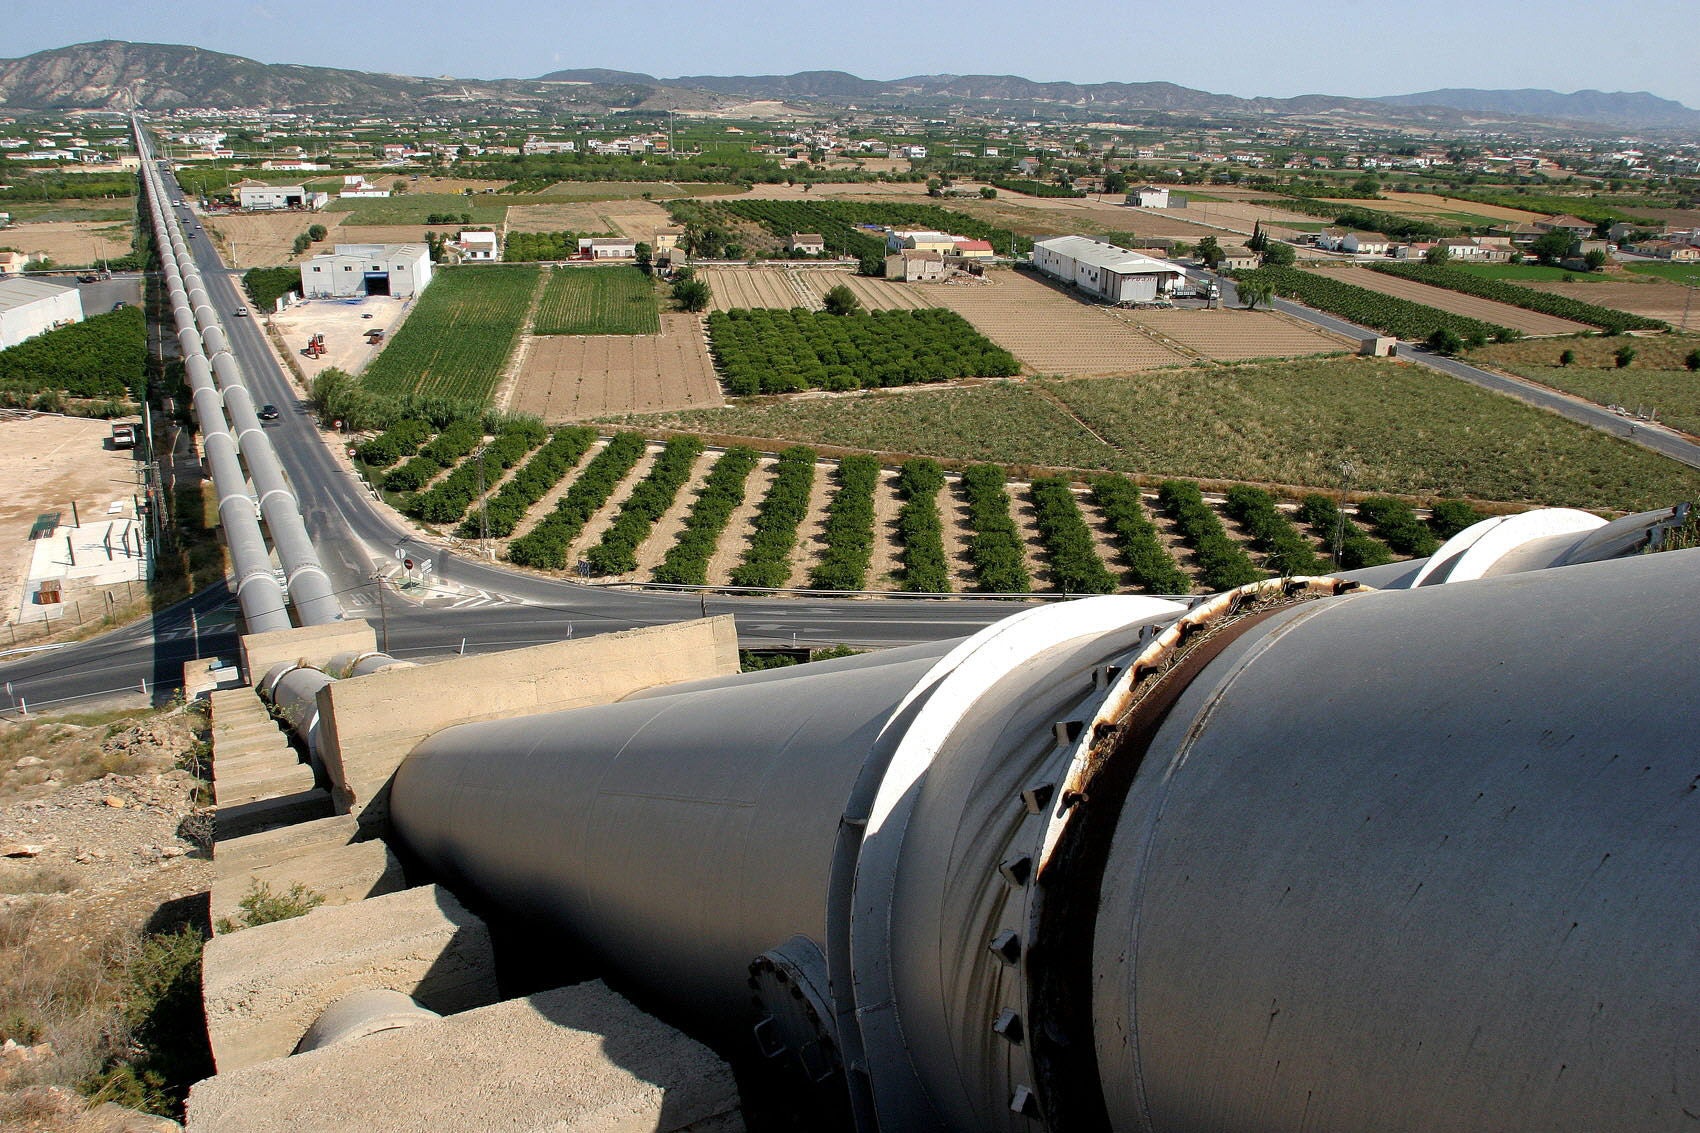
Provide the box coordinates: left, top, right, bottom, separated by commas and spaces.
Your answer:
404, 557, 414, 571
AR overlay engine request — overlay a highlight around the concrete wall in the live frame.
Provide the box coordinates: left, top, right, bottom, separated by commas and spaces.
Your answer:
315, 616, 740, 820
240, 620, 377, 681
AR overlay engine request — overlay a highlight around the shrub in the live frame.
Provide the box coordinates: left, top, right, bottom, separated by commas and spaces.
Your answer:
652, 447, 760, 585
1354, 496, 1442, 556
895, 459, 950, 593
585, 436, 705, 574
381, 417, 484, 493
1295, 494, 1393, 570
1427, 498, 1483, 540
212, 882, 325, 934
507, 432, 648, 569
1428, 328, 1464, 356
808, 455, 881, 590
1560, 349, 1576, 367
731, 446, 816, 588
1223, 486, 1327, 575
1686, 350, 1700, 373
1157, 481, 1263, 590
959, 465, 1031, 593
1029, 478, 1116, 593
405, 419, 548, 525
1087, 476, 1191, 593
1614, 345, 1637, 369
461, 426, 597, 538
355, 418, 433, 467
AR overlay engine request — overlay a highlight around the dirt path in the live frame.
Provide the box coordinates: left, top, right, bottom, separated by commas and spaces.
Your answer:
571, 442, 662, 567
707, 457, 777, 586
867, 469, 904, 589
937, 476, 979, 592
632, 449, 716, 578
787, 462, 836, 588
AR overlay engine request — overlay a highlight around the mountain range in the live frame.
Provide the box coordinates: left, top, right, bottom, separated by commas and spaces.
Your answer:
2, 42, 1696, 134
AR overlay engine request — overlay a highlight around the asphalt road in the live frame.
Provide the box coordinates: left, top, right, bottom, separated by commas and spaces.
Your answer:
1210, 272, 1700, 470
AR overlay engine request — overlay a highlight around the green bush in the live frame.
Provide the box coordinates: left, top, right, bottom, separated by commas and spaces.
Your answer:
355, 418, 433, 467
585, 436, 705, 574
1355, 496, 1441, 556
809, 455, 881, 590
406, 419, 548, 525
1295, 494, 1393, 570
652, 447, 760, 585
1157, 481, 1263, 590
895, 459, 951, 593
960, 465, 1031, 593
731, 446, 816, 588
242, 266, 301, 311
1223, 486, 1327, 575
1427, 498, 1483, 540
507, 432, 647, 569
1087, 476, 1191, 593
1029, 478, 1116, 593
460, 426, 596, 538
382, 417, 484, 493
0, 306, 145, 400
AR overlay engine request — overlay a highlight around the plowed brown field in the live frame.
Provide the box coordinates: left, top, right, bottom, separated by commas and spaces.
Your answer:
796, 271, 937, 310
933, 272, 1187, 374
509, 313, 721, 420
1115, 308, 1350, 360
701, 269, 808, 311
1517, 280, 1695, 326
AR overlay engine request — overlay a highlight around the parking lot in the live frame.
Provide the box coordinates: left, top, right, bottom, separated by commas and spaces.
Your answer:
269, 293, 417, 381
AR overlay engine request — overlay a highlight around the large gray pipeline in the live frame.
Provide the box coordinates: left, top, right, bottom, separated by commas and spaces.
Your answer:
392, 548, 1700, 1132
133, 119, 342, 629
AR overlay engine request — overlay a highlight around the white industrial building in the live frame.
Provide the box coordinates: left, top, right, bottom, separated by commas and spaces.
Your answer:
299, 244, 433, 299
1031, 236, 1189, 304
235, 181, 328, 211
1126, 185, 1171, 208
0, 277, 85, 350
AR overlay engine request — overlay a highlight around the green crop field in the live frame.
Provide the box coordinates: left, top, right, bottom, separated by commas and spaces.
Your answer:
361, 265, 539, 402
533, 267, 660, 335
1471, 336, 1700, 436
1237, 266, 1511, 341
1626, 262, 1700, 287
707, 308, 1019, 394
1454, 263, 1602, 283
615, 357, 1700, 511
328, 193, 507, 226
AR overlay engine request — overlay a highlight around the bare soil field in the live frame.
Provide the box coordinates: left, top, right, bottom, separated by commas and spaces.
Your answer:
505, 199, 672, 242
0, 416, 143, 631
1516, 280, 1697, 326
1115, 308, 1351, 360
932, 272, 1189, 374
508, 313, 722, 420
701, 269, 809, 311
796, 271, 937, 310
1168, 200, 1321, 230
319, 223, 433, 246
1379, 193, 1548, 224
949, 195, 1228, 241
738, 181, 928, 201
1, 220, 132, 268
1302, 266, 1592, 336
205, 212, 349, 268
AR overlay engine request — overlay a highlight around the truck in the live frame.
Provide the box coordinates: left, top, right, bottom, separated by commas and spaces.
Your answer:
303, 333, 326, 359
110, 421, 138, 449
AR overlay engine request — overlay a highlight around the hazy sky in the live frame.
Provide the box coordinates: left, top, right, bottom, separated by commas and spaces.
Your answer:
9, 0, 1699, 110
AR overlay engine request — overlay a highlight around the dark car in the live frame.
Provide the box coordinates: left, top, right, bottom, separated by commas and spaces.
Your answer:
78, 274, 98, 283
258, 404, 281, 421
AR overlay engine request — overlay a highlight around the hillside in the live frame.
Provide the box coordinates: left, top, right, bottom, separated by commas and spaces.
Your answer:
1376, 87, 1700, 130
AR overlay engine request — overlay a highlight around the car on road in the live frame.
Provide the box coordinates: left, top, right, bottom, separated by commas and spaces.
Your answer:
258, 404, 281, 421
233, 307, 249, 317
77, 274, 98, 283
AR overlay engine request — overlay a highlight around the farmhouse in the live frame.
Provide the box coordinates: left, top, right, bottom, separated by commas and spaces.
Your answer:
952, 239, 996, 261
1126, 185, 1170, 209
299, 243, 432, 299
0, 277, 84, 350
1535, 215, 1595, 239
0, 251, 36, 274
338, 175, 390, 199
455, 230, 500, 262
1635, 239, 1700, 261
791, 233, 827, 255
578, 237, 637, 260
1219, 246, 1259, 272
1031, 236, 1188, 304
885, 250, 947, 282
1343, 232, 1390, 255
887, 230, 959, 255
653, 227, 685, 252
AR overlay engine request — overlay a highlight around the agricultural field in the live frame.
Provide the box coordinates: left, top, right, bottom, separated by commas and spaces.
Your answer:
0, 218, 133, 267
1470, 336, 1700, 436
505, 199, 671, 242
1514, 280, 1697, 327
1625, 262, 1700, 288
616, 356, 1700, 511
1314, 197, 1507, 228
360, 265, 540, 401
1302, 266, 1589, 336
933, 271, 1189, 373
509, 313, 723, 420
701, 269, 811, 311
1377, 192, 1549, 224
205, 211, 345, 268
1453, 263, 1604, 283
947, 194, 1232, 241
525, 181, 745, 201
1109, 308, 1350, 361
797, 271, 936, 310
533, 267, 660, 336
707, 308, 1019, 394
328, 193, 507, 227
1366, 263, 1662, 334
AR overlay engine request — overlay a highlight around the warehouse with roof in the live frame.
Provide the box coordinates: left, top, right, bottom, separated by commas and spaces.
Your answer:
299, 244, 433, 299
1032, 236, 1189, 303
0, 277, 84, 350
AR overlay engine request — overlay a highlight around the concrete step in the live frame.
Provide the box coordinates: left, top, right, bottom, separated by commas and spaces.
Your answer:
201, 883, 499, 1071
186, 980, 744, 1133
212, 762, 317, 807
212, 747, 304, 779
211, 836, 405, 932
213, 814, 360, 875
216, 788, 334, 843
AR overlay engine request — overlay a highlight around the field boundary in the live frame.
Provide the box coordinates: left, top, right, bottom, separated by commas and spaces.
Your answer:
492, 267, 552, 413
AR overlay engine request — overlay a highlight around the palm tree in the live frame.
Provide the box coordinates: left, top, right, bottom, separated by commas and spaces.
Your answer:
1239, 280, 1275, 310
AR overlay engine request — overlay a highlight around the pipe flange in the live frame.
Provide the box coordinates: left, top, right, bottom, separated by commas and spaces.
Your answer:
747, 935, 839, 1086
